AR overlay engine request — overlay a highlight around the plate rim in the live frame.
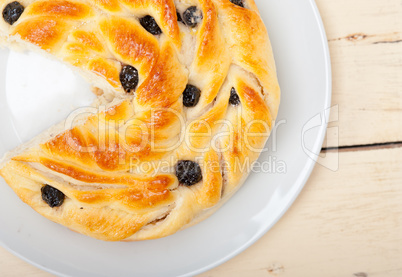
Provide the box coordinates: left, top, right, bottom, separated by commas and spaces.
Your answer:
0, 0, 332, 276
184, 0, 333, 275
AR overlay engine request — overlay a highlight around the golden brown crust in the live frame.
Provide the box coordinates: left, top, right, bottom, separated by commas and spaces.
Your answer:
25, 0, 94, 19
87, 58, 121, 88
120, 0, 181, 47
11, 17, 72, 52
98, 17, 160, 78
0, 0, 280, 241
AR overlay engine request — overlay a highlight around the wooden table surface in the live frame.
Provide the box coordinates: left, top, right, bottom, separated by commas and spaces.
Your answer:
1, 0, 402, 276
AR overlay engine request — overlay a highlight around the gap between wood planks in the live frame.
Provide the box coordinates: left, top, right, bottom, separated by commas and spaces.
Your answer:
322, 141, 402, 153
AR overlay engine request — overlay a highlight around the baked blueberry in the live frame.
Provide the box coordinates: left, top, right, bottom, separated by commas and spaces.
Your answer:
41, 185, 65, 208
140, 15, 162, 35
229, 87, 241, 106
177, 11, 183, 23
120, 65, 139, 93
230, 0, 245, 8
175, 160, 203, 186
2, 1, 24, 25
183, 84, 201, 107
183, 6, 203, 28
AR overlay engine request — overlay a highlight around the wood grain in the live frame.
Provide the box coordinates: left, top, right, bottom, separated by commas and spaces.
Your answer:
201, 147, 402, 277
318, 0, 402, 147
1, 0, 402, 276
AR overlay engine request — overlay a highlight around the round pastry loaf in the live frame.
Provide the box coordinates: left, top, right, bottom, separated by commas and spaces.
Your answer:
0, 0, 280, 241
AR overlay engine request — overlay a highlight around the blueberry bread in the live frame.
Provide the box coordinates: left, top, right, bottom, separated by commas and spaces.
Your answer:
0, 0, 280, 241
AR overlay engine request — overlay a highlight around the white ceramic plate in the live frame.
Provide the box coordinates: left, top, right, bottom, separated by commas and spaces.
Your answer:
0, 0, 331, 276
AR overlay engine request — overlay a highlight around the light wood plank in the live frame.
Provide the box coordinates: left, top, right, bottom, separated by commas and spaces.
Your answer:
0, 247, 52, 277
317, 0, 402, 147
200, 147, 402, 277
